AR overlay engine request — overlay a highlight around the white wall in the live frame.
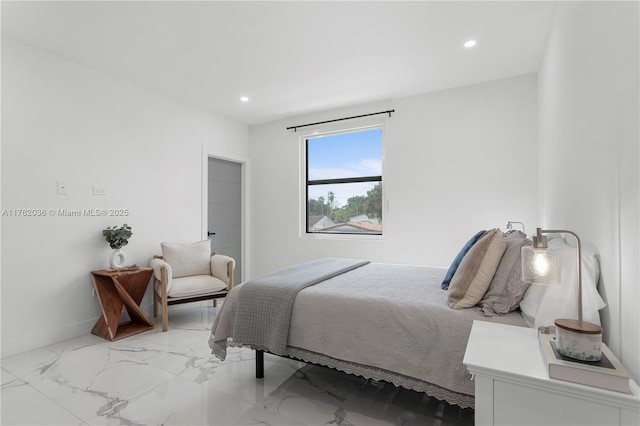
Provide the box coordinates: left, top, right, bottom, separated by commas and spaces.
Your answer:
538, 1, 639, 381
0, 39, 249, 357
248, 74, 538, 277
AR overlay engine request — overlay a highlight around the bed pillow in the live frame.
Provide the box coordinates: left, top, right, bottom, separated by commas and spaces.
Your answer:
161, 240, 212, 278
441, 230, 486, 289
448, 228, 506, 309
478, 231, 531, 316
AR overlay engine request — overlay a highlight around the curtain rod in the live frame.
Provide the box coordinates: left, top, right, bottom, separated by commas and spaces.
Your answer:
286, 109, 395, 132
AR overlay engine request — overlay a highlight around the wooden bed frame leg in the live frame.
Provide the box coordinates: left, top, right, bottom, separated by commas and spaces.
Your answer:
255, 350, 264, 378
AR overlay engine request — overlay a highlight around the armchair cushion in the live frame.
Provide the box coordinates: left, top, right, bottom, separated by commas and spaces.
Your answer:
163, 275, 228, 298
161, 240, 211, 278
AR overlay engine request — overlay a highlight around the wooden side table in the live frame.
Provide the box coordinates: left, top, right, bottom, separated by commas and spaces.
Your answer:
90, 267, 154, 341
463, 320, 640, 426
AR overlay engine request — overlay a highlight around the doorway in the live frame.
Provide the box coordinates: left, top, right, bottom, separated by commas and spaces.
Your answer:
207, 157, 242, 285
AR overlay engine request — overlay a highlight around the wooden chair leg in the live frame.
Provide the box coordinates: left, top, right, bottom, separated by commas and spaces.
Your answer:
162, 298, 168, 332
161, 267, 169, 332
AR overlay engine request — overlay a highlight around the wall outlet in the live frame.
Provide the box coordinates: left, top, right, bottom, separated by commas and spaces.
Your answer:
93, 186, 108, 196
57, 180, 68, 195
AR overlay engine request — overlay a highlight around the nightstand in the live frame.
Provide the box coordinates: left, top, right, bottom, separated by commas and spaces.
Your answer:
463, 321, 640, 426
90, 267, 154, 341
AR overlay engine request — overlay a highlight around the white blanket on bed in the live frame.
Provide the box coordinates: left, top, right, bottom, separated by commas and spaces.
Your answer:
209, 262, 528, 406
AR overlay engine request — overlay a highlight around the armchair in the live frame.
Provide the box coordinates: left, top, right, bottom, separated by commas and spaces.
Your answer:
150, 240, 235, 331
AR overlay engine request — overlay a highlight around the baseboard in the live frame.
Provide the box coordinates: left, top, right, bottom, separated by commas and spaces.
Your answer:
1, 317, 99, 359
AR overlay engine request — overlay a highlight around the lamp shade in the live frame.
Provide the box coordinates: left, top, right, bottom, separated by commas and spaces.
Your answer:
521, 245, 561, 284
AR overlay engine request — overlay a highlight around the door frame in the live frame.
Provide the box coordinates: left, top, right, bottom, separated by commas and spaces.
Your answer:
201, 146, 248, 284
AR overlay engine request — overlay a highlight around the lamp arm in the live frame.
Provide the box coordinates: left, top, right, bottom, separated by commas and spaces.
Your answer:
506, 221, 526, 234
538, 228, 583, 322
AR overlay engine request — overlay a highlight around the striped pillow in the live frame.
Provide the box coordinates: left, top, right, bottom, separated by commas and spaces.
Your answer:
478, 231, 531, 315
448, 228, 506, 309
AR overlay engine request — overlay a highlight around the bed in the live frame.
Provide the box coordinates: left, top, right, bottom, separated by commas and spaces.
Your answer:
208, 229, 604, 409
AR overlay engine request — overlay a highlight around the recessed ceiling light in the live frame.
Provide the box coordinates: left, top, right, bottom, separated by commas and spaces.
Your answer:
240, 96, 249, 102
464, 40, 477, 48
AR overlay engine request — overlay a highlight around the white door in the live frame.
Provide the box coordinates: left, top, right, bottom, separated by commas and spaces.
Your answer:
207, 157, 242, 285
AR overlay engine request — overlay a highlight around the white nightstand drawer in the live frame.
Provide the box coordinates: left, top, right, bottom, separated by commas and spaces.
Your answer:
494, 380, 618, 426
464, 321, 640, 426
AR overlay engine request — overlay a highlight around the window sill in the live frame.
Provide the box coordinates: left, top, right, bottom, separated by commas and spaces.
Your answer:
301, 232, 384, 241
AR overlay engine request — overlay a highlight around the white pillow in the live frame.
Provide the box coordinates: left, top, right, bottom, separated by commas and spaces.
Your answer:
519, 238, 605, 328
161, 240, 211, 278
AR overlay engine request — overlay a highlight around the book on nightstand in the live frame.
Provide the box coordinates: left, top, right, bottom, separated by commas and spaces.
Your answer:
539, 332, 630, 393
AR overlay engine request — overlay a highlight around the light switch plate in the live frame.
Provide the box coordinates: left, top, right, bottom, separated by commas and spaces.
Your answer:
93, 186, 108, 196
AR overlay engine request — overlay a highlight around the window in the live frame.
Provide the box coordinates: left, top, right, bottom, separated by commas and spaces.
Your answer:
306, 127, 383, 235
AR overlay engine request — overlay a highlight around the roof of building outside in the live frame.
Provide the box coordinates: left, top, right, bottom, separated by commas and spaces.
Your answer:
314, 220, 382, 233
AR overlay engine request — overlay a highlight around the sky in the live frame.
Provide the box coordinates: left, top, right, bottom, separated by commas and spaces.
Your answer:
307, 128, 382, 208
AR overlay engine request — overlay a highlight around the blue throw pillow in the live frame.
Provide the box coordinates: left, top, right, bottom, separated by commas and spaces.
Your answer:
441, 230, 486, 289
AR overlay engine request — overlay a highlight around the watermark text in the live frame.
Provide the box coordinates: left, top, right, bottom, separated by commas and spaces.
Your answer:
2, 208, 130, 217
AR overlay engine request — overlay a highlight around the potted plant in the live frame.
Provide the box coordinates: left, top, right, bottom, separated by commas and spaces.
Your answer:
103, 224, 132, 267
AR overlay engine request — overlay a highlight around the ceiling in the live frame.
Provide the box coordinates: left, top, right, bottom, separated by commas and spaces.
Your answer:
1, 1, 558, 126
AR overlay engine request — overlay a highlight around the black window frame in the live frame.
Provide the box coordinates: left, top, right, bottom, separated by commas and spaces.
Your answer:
305, 128, 383, 236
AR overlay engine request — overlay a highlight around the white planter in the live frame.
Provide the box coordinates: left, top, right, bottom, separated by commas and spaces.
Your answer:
109, 249, 127, 268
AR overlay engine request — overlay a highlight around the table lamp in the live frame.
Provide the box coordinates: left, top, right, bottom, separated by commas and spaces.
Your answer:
506, 221, 526, 234
521, 228, 603, 361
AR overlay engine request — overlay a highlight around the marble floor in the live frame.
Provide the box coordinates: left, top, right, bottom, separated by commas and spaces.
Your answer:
1, 302, 474, 426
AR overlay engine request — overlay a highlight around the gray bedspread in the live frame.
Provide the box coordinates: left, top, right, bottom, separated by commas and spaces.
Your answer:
231, 257, 370, 354
209, 260, 528, 408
